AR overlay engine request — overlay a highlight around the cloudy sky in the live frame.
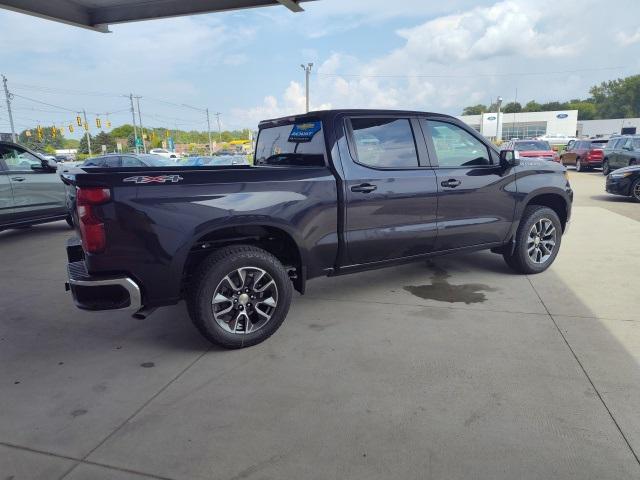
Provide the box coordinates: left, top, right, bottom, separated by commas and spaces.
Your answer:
1, 0, 639, 137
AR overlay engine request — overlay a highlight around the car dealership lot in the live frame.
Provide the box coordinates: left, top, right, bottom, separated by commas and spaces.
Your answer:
1, 171, 639, 480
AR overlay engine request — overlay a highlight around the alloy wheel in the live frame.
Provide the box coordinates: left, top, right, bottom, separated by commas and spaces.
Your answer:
527, 218, 557, 264
633, 181, 640, 201
211, 267, 278, 334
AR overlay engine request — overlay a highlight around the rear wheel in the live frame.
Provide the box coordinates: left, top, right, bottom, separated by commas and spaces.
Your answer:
575, 159, 583, 172
602, 159, 610, 175
632, 178, 640, 203
65, 215, 74, 228
503, 205, 562, 274
187, 245, 293, 349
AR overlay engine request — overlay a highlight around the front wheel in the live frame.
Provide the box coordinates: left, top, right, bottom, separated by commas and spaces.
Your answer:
602, 160, 610, 176
187, 245, 293, 349
503, 205, 562, 274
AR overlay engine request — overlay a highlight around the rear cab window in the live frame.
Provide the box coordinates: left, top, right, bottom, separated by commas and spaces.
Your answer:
347, 117, 419, 169
254, 120, 325, 167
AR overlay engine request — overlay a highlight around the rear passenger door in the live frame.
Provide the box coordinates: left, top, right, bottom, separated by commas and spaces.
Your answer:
613, 138, 630, 169
422, 118, 516, 251
342, 116, 439, 265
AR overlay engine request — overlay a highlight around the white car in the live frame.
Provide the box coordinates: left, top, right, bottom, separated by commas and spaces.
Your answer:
536, 134, 576, 147
149, 148, 179, 160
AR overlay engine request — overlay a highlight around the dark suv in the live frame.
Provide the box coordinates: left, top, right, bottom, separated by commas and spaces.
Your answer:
602, 135, 640, 175
561, 139, 608, 171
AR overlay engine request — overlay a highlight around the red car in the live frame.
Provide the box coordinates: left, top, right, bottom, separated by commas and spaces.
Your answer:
560, 139, 608, 171
503, 140, 560, 162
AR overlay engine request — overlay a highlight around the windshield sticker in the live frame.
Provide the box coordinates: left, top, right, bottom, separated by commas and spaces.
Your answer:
288, 121, 321, 143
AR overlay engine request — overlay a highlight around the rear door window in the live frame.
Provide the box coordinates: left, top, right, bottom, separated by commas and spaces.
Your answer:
254, 120, 325, 167
348, 117, 419, 168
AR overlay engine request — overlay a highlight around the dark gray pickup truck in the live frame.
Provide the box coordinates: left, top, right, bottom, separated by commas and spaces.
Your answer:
65, 109, 573, 348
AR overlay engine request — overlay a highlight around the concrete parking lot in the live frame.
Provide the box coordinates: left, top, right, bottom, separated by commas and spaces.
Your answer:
1, 170, 639, 480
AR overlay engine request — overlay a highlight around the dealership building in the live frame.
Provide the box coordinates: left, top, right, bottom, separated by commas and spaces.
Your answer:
458, 110, 578, 141
459, 110, 640, 140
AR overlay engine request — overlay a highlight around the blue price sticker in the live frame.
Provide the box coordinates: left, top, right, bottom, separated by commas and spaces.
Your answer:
288, 121, 321, 142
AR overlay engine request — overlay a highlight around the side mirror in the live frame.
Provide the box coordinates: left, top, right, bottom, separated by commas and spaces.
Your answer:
499, 149, 520, 167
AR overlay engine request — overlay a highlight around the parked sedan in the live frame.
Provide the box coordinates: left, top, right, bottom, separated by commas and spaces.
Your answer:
0, 141, 72, 231
605, 165, 640, 202
149, 148, 179, 160
602, 135, 640, 175
502, 140, 559, 162
560, 139, 608, 171
181, 155, 250, 166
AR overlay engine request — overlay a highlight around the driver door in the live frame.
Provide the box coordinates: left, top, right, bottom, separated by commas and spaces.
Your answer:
0, 145, 66, 219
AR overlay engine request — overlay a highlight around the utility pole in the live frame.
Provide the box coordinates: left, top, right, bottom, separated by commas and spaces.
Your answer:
205, 108, 213, 155
215, 112, 222, 143
129, 94, 140, 154
2, 75, 16, 142
82, 109, 92, 157
134, 95, 146, 153
300, 63, 313, 113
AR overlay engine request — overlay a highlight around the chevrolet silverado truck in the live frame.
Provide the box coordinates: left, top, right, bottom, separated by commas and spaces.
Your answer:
65, 110, 572, 348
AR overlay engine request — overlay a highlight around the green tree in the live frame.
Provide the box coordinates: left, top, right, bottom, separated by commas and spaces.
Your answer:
110, 124, 135, 138
462, 104, 487, 115
522, 101, 542, 112
567, 100, 597, 120
93, 131, 116, 153
78, 133, 95, 154
590, 75, 640, 118
18, 126, 65, 151
503, 102, 522, 113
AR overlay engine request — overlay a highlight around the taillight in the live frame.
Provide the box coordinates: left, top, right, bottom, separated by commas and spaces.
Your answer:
76, 187, 110, 254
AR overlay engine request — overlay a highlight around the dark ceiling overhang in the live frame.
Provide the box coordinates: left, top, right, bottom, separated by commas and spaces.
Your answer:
0, 0, 313, 32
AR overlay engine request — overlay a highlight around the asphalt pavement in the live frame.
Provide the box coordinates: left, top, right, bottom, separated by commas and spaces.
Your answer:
1, 170, 639, 480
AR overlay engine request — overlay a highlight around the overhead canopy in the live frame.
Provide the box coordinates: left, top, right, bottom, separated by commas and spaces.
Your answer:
0, 0, 312, 32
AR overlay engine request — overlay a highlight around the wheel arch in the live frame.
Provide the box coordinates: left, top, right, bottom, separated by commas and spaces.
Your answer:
524, 192, 569, 231
182, 222, 306, 294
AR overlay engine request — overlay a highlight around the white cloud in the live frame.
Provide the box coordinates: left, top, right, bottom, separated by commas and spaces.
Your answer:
233, 0, 640, 127
617, 29, 640, 46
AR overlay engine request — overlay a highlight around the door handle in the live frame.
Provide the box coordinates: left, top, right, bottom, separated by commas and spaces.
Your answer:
440, 179, 461, 188
11, 177, 25, 182
350, 183, 377, 193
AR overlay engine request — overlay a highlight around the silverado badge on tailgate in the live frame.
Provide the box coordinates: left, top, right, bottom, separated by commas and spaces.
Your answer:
123, 175, 184, 184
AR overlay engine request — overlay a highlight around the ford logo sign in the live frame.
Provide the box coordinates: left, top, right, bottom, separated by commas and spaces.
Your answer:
487, 116, 497, 120
556, 113, 568, 119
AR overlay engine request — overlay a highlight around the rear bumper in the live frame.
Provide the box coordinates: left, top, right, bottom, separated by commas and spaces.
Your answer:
65, 237, 142, 312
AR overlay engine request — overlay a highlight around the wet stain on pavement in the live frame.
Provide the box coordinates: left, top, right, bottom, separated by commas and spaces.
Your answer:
71, 409, 87, 418
140, 362, 155, 368
403, 262, 497, 305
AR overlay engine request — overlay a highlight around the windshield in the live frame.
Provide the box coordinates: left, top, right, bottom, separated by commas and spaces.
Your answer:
255, 121, 325, 167
514, 141, 551, 151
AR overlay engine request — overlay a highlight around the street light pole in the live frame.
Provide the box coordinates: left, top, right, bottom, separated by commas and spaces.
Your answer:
134, 96, 147, 153
82, 109, 92, 156
128, 94, 139, 154
2, 75, 16, 142
205, 108, 213, 155
300, 63, 313, 113
496, 96, 504, 142
215, 112, 222, 143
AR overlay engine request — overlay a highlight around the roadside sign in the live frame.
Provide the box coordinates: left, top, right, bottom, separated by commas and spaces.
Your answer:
167, 137, 175, 150
135, 137, 143, 147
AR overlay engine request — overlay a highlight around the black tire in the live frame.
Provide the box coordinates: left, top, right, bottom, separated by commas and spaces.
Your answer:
503, 205, 562, 274
575, 158, 583, 172
630, 159, 637, 167
631, 178, 640, 203
65, 215, 74, 228
602, 159, 610, 176
187, 245, 293, 349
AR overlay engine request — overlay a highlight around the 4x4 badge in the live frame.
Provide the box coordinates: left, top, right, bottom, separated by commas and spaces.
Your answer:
123, 175, 183, 184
